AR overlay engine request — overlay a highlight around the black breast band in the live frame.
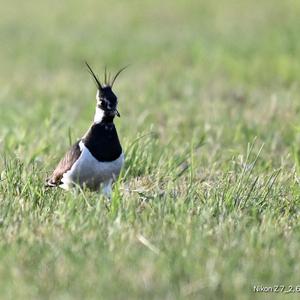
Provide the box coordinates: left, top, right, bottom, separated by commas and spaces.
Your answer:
83, 122, 122, 162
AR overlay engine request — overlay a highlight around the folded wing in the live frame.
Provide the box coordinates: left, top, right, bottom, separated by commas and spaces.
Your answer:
46, 140, 82, 187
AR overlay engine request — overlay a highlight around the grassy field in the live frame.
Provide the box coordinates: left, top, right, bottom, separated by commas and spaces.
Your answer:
1, 0, 300, 299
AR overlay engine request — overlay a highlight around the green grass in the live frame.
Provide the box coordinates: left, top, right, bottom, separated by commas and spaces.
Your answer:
1, 0, 300, 299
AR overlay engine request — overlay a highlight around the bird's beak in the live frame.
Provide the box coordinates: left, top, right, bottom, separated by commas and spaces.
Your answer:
116, 109, 120, 117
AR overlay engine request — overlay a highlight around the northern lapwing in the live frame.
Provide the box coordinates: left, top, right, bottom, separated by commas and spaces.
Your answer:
46, 62, 126, 197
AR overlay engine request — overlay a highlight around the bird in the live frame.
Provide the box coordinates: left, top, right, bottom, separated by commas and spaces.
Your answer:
46, 62, 126, 197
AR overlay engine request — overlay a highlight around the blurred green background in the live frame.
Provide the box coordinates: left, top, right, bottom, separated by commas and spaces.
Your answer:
2, 0, 300, 163
1, 0, 300, 299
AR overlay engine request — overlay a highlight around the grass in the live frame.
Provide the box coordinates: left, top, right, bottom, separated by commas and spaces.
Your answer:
1, 0, 300, 299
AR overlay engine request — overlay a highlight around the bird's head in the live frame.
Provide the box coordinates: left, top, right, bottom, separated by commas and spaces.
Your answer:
85, 62, 127, 121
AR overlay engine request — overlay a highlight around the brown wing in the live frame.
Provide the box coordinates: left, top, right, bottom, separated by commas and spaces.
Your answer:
46, 140, 82, 187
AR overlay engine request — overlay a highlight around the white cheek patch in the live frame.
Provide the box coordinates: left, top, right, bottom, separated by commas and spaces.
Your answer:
94, 107, 104, 123
96, 90, 100, 101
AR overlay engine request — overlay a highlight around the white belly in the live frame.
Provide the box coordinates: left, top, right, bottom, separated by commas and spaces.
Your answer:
60, 141, 124, 190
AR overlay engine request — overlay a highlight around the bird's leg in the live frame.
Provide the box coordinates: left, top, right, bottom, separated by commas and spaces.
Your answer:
102, 179, 113, 199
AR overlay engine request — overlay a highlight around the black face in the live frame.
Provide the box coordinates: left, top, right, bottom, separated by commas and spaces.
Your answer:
85, 62, 126, 117
96, 86, 118, 113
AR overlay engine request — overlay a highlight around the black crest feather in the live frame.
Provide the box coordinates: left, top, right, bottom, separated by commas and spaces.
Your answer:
111, 66, 129, 87
85, 62, 128, 88
85, 61, 102, 89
